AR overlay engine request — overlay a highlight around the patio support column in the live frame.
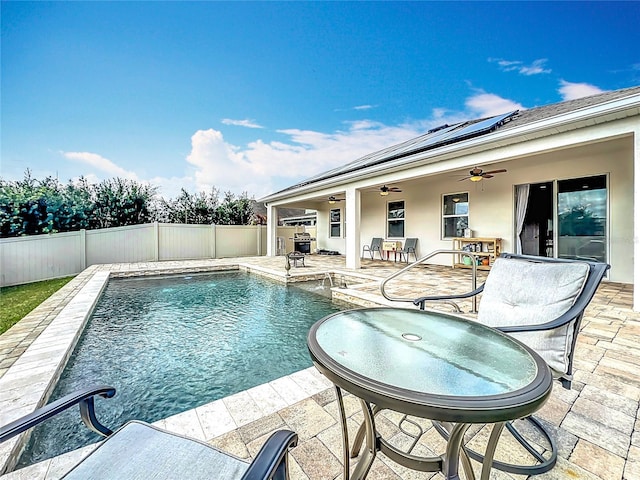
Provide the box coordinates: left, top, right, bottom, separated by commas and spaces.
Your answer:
266, 204, 278, 256
634, 127, 640, 311
345, 188, 361, 269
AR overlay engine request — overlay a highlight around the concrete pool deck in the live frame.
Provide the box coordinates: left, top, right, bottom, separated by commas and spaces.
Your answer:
0, 254, 639, 479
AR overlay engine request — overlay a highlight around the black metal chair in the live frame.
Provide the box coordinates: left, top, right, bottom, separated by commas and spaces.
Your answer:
398, 238, 418, 263
362, 237, 383, 259
0, 386, 298, 479
411, 253, 610, 475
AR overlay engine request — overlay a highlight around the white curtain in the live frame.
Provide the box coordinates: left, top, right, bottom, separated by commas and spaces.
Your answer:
515, 184, 530, 255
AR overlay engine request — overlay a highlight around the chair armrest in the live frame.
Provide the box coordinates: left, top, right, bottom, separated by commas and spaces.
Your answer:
241, 430, 298, 480
413, 284, 485, 309
496, 301, 586, 333
0, 385, 116, 443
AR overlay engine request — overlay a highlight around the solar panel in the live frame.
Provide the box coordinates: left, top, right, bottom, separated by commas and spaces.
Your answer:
388, 124, 461, 157
318, 123, 464, 179
439, 111, 517, 142
291, 110, 518, 189
394, 111, 518, 158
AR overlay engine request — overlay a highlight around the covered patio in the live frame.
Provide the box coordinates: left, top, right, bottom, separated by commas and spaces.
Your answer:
0, 254, 638, 479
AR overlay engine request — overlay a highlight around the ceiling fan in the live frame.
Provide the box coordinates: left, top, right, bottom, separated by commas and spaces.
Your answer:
327, 196, 344, 204
379, 185, 402, 196
459, 167, 507, 182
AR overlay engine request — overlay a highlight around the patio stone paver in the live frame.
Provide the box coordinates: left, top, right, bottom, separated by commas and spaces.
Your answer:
1, 254, 640, 479
570, 439, 626, 480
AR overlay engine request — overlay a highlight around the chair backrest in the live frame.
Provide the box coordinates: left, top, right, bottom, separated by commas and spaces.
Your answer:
477, 253, 609, 386
403, 238, 418, 251
371, 237, 383, 249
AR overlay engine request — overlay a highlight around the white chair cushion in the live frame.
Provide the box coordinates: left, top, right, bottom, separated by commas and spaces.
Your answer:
477, 258, 589, 376
63, 421, 249, 479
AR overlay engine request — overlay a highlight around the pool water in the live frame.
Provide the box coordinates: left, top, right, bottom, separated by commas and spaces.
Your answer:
19, 271, 346, 466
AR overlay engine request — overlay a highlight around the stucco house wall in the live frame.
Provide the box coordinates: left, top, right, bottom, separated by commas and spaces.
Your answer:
317, 133, 633, 282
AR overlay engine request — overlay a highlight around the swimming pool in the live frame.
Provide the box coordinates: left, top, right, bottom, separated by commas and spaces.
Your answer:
19, 271, 346, 465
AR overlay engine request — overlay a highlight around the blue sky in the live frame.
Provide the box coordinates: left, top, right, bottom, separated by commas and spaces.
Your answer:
2, 1, 639, 200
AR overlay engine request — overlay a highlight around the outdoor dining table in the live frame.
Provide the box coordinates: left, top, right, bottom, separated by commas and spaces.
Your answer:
307, 307, 553, 480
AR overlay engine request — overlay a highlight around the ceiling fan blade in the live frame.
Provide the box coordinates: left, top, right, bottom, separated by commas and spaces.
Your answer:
482, 174, 494, 179
482, 169, 507, 175
458, 176, 472, 181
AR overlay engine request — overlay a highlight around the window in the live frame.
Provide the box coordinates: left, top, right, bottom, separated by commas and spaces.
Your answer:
442, 193, 469, 238
387, 201, 405, 238
329, 208, 341, 238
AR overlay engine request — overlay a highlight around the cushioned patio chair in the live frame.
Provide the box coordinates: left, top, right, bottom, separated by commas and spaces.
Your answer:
398, 238, 418, 263
0, 386, 298, 479
362, 237, 383, 259
411, 253, 610, 474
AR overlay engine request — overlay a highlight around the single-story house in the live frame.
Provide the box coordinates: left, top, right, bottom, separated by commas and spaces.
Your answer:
259, 86, 640, 308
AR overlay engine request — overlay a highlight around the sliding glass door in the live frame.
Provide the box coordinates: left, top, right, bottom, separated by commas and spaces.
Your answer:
557, 175, 607, 263
516, 174, 607, 263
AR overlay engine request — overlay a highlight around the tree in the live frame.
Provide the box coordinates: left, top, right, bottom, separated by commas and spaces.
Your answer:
90, 178, 157, 228
157, 188, 220, 224
0, 170, 258, 237
215, 191, 254, 225
0, 172, 158, 237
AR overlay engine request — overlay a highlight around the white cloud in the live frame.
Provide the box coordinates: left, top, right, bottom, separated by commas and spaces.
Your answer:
354, 105, 375, 110
558, 80, 605, 100
519, 59, 551, 76
182, 122, 425, 198
62, 151, 138, 180
57, 89, 530, 200
490, 57, 551, 75
221, 118, 264, 129
465, 92, 524, 117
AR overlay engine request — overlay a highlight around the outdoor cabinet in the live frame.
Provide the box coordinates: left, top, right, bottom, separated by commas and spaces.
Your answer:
452, 237, 502, 270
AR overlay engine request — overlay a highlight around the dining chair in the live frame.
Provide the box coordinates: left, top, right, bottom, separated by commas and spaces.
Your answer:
0, 386, 297, 480
362, 237, 383, 259
398, 238, 418, 263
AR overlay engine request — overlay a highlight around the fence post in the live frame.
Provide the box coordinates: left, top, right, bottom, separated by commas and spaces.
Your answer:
154, 221, 160, 261
211, 224, 216, 259
256, 225, 262, 256
80, 229, 87, 270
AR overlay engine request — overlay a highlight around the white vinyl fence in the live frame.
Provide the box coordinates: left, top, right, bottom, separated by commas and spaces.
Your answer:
0, 223, 316, 287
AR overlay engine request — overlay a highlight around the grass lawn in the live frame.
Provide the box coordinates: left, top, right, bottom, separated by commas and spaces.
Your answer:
0, 277, 75, 335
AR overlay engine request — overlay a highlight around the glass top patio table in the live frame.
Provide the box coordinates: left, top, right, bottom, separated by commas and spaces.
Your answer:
308, 307, 553, 424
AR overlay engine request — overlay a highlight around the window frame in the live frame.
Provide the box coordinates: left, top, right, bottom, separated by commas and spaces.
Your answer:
386, 200, 405, 239
442, 192, 469, 239
329, 208, 342, 238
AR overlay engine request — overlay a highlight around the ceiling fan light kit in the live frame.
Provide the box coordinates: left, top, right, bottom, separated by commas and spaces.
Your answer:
379, 185, 401, 196
460, 167, 507, 182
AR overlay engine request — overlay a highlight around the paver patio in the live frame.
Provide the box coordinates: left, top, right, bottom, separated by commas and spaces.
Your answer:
0, 254, 638, 479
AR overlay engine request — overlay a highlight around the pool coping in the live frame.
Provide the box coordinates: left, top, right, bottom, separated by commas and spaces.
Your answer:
0, 261, 384, 475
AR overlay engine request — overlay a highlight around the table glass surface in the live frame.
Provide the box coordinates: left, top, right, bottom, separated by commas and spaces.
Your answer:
313, 309, 538, 397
